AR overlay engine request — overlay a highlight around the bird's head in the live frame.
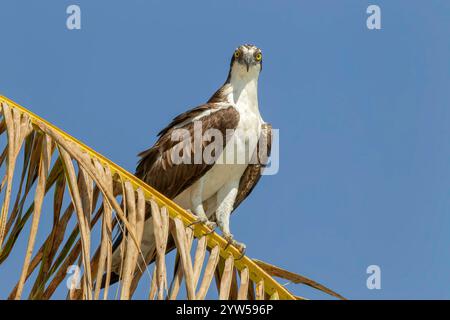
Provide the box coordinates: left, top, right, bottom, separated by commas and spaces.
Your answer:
228, 44, 262, 81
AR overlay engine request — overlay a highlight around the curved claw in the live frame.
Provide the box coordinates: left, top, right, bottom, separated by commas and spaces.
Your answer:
223, 233, 234, 250
205, 221, 217, 229
223, 234, 246, 260
235, 247, 246, 261
203, 226, 216, 236
232, 240, 246, 259
187, 219, 203, 230
187, 218, 217, 236
187, 217, 208, 228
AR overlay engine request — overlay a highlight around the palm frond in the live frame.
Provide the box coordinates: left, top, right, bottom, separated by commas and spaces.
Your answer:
0, 96, 343, 300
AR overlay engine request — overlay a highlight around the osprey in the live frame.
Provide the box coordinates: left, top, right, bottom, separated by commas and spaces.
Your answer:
106, 44, 272, 285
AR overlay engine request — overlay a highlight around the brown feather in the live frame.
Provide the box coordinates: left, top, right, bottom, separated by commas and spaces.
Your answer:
233, 123, 272, 210
136, 104, 240, 199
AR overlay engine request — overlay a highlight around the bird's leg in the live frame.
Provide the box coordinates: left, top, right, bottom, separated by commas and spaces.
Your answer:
215, 181, 246, 254
188, 178, 217, 230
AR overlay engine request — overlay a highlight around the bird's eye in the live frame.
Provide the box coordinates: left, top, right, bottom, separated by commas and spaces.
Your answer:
255, 53, 262, 61
234, 51, 240, 58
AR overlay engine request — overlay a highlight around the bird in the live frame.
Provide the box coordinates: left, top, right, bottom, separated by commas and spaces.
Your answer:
105, 44, 272, 286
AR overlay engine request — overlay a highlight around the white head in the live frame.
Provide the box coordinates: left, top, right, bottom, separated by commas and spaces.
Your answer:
227, 44, 262, 83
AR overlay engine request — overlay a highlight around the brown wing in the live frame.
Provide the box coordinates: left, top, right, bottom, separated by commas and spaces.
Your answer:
233, 123, 272, 210
136, 104, 240, 199
107, 104, 240, 286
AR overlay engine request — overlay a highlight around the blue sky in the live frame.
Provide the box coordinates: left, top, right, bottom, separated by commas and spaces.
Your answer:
1, 0, 450, 299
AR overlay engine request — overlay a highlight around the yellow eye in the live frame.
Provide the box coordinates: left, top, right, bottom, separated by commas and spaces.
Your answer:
255, 53, 262, 61
234, 51, 240, 58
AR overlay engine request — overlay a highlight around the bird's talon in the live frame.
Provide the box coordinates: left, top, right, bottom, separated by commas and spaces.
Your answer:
203, 222, 217, 235
187, 218, 217, 235
225, 237, 246, 259
223, 233, 234, 249
235, 247, 246, 261
232, 240, 246, 254
187, 221, 199, 230
187, 217, 207, 228
205, 221, 217, 230
203, 228, 215, 236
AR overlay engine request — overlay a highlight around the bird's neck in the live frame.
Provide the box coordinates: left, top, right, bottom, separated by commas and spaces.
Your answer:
208, 65, 261, 117
227, 69, 260, 115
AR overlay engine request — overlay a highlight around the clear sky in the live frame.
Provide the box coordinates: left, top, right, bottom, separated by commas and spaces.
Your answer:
1, 0, 450, 299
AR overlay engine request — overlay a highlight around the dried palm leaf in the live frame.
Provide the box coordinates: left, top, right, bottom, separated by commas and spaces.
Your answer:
0, 96, 344, 300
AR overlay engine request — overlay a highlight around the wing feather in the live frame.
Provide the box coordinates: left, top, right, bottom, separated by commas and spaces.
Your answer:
136, 104, 240, 199
233, 123, 272, 210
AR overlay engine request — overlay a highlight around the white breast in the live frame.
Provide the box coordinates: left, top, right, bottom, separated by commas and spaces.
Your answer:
175, 65, 263, 209
175, 107, 261, 207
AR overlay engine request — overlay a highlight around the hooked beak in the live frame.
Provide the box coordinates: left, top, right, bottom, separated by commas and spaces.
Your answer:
244, 56, 252, 72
